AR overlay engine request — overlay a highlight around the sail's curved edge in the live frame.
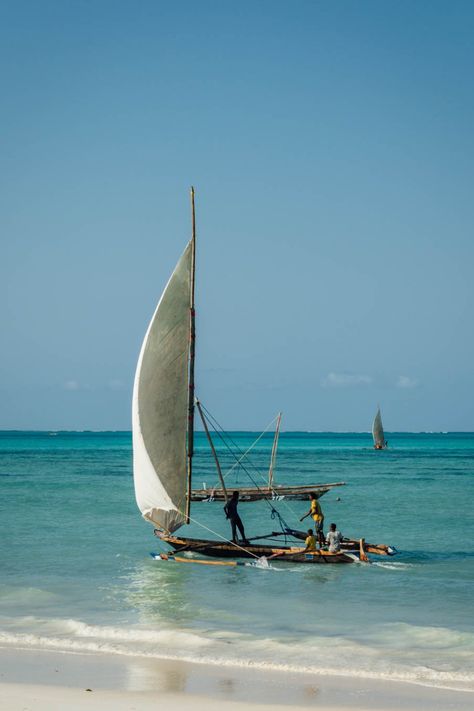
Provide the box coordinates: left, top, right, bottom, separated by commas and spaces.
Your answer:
132, 419, 186, 533
132, 241, 192, 534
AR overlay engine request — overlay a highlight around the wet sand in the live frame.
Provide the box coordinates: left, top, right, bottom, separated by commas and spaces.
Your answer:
0, 648, 472, 710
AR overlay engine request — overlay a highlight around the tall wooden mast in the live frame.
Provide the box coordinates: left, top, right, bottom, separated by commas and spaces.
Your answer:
196, 400, 228, 502
185, 187, 196, 522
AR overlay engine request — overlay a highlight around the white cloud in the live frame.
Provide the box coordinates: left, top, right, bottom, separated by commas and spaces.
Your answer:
397, 375, 418, 389
64, 380, 80, 391
321, 372, 373, 388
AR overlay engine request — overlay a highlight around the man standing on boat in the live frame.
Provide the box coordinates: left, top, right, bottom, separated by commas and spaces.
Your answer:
300, 492, 324, 546
224, 491, 249, 545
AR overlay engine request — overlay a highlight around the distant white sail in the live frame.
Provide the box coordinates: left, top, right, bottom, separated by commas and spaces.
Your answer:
132, 241, 193, 533
372, 407, 385, 448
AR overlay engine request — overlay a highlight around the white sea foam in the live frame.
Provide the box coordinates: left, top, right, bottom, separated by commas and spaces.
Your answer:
372, 561, 415, 570
1, 617, 473, 693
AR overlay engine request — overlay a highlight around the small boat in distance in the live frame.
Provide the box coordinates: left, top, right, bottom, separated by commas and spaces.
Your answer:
132, 189, 396, 566
372, 407, 388, 450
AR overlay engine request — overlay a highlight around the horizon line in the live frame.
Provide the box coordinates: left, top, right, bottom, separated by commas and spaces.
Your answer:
0, 429, 472, 435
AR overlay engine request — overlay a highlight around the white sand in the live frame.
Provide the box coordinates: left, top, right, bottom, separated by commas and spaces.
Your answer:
0, 684, 313, 711
0, 648, 472, 711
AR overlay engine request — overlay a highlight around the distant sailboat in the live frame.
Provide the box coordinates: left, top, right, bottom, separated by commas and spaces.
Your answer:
132, 189, 395, 565
372, 407, 388, 450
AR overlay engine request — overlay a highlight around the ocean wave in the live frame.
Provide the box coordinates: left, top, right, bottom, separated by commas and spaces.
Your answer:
0, 587, 60, 605
1, 617, 473, 693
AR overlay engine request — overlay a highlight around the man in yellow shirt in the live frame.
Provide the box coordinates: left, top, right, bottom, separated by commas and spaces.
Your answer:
304, 529, 316, 551
300, 492, 324, 546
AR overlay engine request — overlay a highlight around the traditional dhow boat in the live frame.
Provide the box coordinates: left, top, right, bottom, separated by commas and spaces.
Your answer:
132, 189, 396, 566
372, 407, 388, 450
154, 531, 396, 565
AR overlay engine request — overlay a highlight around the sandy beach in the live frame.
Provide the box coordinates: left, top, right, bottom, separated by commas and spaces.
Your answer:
0, 648, 472, 711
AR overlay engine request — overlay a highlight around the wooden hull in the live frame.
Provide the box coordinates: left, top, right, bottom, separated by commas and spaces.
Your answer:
190, 481, 345, 502
159, 534, 357, 564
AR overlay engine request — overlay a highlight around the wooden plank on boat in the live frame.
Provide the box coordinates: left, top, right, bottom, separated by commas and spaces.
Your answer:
359, 538, 369, 562
190, 481, 345, 502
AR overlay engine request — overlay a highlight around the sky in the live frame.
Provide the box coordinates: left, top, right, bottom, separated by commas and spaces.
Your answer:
1, 0, 473, 431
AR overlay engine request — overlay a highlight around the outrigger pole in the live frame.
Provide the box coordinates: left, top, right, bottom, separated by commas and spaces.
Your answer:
185, 187, 197, 522
196, 400, 229, 502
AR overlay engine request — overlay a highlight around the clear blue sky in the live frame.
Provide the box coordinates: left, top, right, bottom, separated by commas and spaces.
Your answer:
1, 1, 473, 431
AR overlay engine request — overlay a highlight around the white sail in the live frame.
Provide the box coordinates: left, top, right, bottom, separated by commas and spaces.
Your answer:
372, 407, 385, 448
132, 241, 193, 533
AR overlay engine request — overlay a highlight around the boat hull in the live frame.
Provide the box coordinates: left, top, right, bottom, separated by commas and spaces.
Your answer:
159, 534, 357, 564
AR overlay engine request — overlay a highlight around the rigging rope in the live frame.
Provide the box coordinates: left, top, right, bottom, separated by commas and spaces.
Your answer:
198, 403, 292, 535
174, 511, 262, 559
221, 413, 280, 482
199, 403, 320, 534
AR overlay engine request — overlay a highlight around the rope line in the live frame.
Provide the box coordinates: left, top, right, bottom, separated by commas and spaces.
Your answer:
199, 403, 292, 535
199, 403, 320, 534
221, 413, 280, 482
202, 405, 277, 487
176, 511, 261, 559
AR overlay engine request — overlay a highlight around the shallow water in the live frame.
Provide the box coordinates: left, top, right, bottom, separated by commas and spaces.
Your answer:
0, 431, 473, 691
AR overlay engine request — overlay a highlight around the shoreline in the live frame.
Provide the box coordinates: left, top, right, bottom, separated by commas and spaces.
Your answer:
0, 647, 472, 711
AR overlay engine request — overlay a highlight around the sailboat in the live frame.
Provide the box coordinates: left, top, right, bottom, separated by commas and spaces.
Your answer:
372, 407, 388, 450
132, 189, 396, 565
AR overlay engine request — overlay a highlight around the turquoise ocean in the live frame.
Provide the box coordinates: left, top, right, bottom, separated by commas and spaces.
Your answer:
1, 430, 473, 692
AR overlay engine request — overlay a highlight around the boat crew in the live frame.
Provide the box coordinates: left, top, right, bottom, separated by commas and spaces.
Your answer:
304, 529, 317, 552
325, 523, 342, 553
224, 491, 249, 545
300, 492, 324, 545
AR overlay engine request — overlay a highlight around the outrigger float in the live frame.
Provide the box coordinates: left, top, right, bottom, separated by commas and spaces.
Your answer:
132, 189, 396, 567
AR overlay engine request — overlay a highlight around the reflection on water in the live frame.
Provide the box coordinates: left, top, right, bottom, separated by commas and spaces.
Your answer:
218, 677, 235, 694
303, 684, 319, 698
123, 656, 322, 705
124, 560, 195, 625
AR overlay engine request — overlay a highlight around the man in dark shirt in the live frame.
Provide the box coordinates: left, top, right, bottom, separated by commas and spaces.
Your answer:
224, 491, 249, 544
